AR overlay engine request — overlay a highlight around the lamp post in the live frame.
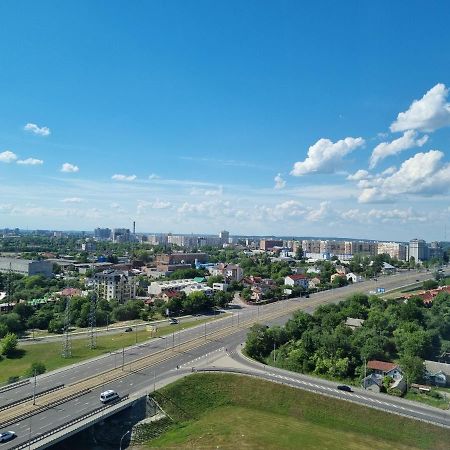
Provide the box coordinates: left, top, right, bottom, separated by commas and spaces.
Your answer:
119, 430, 130, 450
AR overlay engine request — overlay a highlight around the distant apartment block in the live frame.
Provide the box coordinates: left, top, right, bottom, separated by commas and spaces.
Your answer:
92, 270, 136, 302
377, 242, 408, 261
409, 238, 427, 261
147, 234, 168, 245
112, 228, 131, 243
94, 228, 111, 240
260, 239, 283, 251
0, 257, 53, 277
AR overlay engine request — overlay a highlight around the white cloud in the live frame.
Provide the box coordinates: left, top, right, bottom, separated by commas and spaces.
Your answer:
390, 83, 450, 132
24, 123, 51, 136
112, 174, 137, 181
0, 150, 18, 163
274, 173, 286, 189
61, 197, 83, 203
149, 173, 160, 180
137, 199, 172, 214
306, 201, 331, 222
369, 130, 428, 168
342, 207, 429, 224
291, 137, 365, 176
61, 162, 79, 173
17, 158, 44, 166
347, 169, 370, 181
358, 150, 450, 203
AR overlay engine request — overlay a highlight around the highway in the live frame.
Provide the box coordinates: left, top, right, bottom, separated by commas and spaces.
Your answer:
0, 269, 447, 449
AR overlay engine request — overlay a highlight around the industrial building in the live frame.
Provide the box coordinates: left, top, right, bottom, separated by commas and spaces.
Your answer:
0, 257, 53, 277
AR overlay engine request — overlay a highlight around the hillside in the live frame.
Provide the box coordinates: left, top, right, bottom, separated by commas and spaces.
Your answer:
131, 373, 450, 449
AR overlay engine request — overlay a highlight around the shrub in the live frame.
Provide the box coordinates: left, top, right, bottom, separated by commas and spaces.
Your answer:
27, 361, 46, 377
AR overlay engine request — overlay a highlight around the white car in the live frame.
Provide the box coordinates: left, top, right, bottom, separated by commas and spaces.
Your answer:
0, 431, 16, 443
100, 390, 119, 404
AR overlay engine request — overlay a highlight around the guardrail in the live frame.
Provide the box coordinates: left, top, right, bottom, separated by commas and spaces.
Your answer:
0, 389, 91, 429
0, 384, 64, 412
11, 394, 130, 450
0, 379, 30, 394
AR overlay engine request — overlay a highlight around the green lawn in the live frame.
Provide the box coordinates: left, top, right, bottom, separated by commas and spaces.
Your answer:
132, 373, 450, 450
0, 317, 219, 384
405, 390, 450, 410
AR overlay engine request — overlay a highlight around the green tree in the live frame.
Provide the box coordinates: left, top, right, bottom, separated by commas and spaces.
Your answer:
1, 332, 18, 357
245, 324, 271, 361
399, 355, 425, 384
27, 361, 46, 377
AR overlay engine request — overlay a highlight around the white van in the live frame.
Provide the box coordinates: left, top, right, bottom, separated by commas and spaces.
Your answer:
100, 390, 119, 403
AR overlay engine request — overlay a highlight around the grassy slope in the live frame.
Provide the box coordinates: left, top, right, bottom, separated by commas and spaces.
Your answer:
135, 373, 450, 450
0, 317, 217, 383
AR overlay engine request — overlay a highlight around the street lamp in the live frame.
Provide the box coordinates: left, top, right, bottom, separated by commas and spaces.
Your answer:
119, 430, 130, 450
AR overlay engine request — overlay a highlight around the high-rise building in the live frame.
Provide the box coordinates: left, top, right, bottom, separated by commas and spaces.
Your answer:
112, 228, 131, 243
219, 230, 230, 244
409, 238, 428, 261
94, 228, 111, 240
377, 242, 408, 261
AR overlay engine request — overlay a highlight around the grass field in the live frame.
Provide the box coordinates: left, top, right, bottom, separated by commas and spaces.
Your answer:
405, 390, 450, 409
132, 373, 450, 450
0, 317, 219, 384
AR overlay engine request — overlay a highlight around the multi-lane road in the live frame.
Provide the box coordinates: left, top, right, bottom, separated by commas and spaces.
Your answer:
0, 269, 447, 449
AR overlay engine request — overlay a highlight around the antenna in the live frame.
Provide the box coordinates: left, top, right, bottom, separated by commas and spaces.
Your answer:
61, 297, 72, 358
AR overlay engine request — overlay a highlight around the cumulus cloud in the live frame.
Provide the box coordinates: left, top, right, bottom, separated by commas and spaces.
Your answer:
274, 173, 286, 189
390, 83, 450, 132
148, 173, 160, 180
17, 158, 44, 165
369, 130, 428, 168
24, 123, 51, 136
61, 197, 83, 203
61, 162, 79, 173
347, 169, 370, 181
358, 150, 450, 203
137, 199, 172, 214
0, 151, 18, 163
306, 201, 331, 222
112, 174, 137, 181
291, 137, 365, 176
342, 207, 429, 224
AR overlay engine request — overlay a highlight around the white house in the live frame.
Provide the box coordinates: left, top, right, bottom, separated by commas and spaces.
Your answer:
346, 272, 364, 283
284, 274, 309, 289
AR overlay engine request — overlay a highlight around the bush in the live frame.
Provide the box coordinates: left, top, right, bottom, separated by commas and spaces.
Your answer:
27, 361, 46, 377
1, 332, 18, 357
7, 376, 20, 384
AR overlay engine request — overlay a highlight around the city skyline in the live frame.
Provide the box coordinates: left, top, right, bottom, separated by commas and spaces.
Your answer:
1, 2, 450, 240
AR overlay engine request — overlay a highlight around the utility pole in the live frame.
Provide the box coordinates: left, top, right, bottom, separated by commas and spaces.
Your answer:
61, 297, 72, 358
32, 369, 37, 405
363, 358, 367, 388
273, 341, 276, 364
88, 294, 97, 349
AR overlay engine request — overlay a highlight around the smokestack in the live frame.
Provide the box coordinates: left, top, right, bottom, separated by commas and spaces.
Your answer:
133, 221, 136, 235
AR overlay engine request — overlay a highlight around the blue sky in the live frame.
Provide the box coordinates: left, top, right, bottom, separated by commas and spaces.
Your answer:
1, 1, 450, 241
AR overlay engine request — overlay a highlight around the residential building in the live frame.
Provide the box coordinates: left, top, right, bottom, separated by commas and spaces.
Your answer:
260, 239, 283, 251
155, 252, 207, 273
284, 274, 309, 289
409, 238, 428, 262
308, 277, 321, 289
345, 317, 365, 330
182, 284, 213, 296
428, 241, 443, 260
92, 270, 137, 302
362, 360, 405, 393
424, 360, 450, 387
147, 234, 168, 245
0, 257, 53, 277
112, 228, 131, 243
219, 230, 230, 244
94, 228, 111, 240
377, 242, 408, 261
209, 263, 243, 282
346, 272, 363, 283
349, 241, 378, 256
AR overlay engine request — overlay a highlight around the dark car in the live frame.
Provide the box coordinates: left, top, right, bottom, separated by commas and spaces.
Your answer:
337, 385, 352, 392
416, 279, 420, 282
0, 431, 16, 443
169, 318, 179, 325
124, 327, 133, 332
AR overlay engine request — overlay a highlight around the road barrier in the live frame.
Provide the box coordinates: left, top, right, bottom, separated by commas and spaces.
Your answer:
0, 384, 64, 412
11, 394, 130, 450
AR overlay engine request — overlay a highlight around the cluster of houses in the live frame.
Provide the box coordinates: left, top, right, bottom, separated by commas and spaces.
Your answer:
401, 285, 450, 306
